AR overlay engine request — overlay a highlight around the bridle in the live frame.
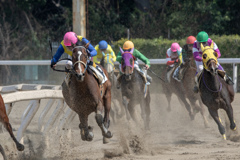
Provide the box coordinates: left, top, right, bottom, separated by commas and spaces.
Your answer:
71, 46, 89, 80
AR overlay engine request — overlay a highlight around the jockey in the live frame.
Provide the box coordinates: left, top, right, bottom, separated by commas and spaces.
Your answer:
192, 31, 233, 93
182, 36, 196, 63
166, 42, 183, 82
93, 40, 116, 65
116, 40, 152, 88
50, 31, 97, 69
50, 32, 104, 85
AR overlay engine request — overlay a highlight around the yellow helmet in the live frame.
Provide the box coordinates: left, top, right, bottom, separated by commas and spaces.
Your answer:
123, 40, 134, 50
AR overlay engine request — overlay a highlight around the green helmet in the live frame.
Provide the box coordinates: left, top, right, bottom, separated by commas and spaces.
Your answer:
197, 31, 209, 42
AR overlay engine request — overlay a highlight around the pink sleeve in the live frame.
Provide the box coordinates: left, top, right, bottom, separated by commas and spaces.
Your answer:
215, 48, 221, 58
193, 42, 202, 61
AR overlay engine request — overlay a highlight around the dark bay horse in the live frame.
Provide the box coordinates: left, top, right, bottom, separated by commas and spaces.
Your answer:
62, 41, 112, 144
0, 94, 24, 153
100, 55, 125, 122
198, 43, 236, 140
161, 59, 209, 127
119, 47, 151, 130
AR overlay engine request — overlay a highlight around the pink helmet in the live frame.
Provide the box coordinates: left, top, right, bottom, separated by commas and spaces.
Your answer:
171, 42, 180, 52
63, 32, 78, 46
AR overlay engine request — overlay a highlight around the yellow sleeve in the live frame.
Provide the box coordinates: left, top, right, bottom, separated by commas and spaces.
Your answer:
179, 52, 183, 65
93, 45, 100, 64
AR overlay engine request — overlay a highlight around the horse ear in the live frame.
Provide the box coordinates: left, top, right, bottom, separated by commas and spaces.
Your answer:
120, 47, 124, 55
210, 42, 214, 49
200, 43, 205, 52
130, 47, 134, 54
85, 41, 90, 49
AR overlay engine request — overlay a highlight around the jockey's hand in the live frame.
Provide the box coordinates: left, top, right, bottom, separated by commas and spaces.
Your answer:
174, 59, 180, 64
145, 64, 150, 70
50, 60, 56, 69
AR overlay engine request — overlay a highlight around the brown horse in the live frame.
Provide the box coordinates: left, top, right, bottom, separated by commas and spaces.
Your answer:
0, 94, 24, 151
62, 41, 113, 144
162, 59, 209, 127
198, 43, 236, 139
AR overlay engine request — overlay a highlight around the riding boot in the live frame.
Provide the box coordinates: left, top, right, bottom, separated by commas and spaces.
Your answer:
146, 75, 152, 85
172, 66, 181, 82
224, 74, 234, 85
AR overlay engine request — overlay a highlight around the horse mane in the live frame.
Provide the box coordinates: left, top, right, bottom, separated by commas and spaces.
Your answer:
76, 39, 86, 46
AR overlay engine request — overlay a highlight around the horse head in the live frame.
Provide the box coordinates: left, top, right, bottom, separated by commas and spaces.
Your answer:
71, 41, 90, 82
201, 42, 218, 75
120, 47, 135, 81
100, 53, 114, 80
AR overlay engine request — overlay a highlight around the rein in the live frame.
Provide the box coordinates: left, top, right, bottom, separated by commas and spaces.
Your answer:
202, 70, 222, 92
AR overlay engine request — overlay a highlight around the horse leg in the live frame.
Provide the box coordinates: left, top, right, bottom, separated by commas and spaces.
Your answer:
122, 96, 131, 120
177, 92, 194, 120
208, 108, 226, 140
223, 104, 236, 131
198, 100, 209, 128
140, 94, 151, 130
95, 91, 113, 140
189, 98, 209, 128
78, 114, 94, 141
0, 144, 7, 160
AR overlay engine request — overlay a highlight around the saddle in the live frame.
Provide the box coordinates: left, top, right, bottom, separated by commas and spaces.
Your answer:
88, 64, 108, 84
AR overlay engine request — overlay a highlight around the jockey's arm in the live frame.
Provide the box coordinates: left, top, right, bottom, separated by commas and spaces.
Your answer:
51, 44, 64, 64
133, 49, 151, 67
82, 38, 97, 57
212, 42, 221, 58
192, 42, 202, 62
93, 45, 102, 64
116, 51, 122, 64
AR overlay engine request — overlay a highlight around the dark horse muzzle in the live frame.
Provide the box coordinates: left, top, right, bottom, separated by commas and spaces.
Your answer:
207, 59, 218, 75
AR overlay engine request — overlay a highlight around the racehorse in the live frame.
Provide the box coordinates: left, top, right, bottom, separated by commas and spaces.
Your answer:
119, 47, 151, 130
161, 59, 209, 127
198, 42, 236, 139
0, 93, 24, 158
100, 55, 125, 122
62, 41, 113, 144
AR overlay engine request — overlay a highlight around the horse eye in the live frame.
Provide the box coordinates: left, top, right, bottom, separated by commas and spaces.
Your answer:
203, 54, 207, 59
214, 52, 217, 57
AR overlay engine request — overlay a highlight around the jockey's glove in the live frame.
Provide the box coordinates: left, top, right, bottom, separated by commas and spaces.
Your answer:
174, 59, 180, 64
50, 59, 56, 68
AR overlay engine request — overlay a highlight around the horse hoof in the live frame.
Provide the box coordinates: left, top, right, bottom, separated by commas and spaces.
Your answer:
86, 132, 94, 141
17, 144, 24, 151
103, 131, 113, 138
222, 134, 226, 140
103, 137, 110, 144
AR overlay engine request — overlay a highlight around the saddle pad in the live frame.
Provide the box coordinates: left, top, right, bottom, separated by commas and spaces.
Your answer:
89, 65, 108, 84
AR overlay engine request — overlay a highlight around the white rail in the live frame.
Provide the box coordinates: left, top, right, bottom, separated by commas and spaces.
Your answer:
0, 58, 239, 92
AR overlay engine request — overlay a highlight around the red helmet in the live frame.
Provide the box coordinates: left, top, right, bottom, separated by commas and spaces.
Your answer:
186, 36, 196, 44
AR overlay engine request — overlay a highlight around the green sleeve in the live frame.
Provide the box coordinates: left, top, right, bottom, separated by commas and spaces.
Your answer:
116, 51, 122, 64
133, 49, 151, 67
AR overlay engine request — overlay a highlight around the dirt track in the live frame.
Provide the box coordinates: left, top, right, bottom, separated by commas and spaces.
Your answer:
1, 91, 240, 160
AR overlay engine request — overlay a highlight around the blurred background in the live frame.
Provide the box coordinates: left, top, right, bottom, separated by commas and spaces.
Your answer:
0, 0, 240, 91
